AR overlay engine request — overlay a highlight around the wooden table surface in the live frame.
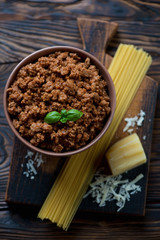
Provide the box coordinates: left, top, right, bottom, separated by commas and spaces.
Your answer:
0, 1, 160, 239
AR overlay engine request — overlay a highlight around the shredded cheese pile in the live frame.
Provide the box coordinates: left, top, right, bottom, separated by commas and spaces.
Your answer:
84, 172, 144, 212
123, 109, 146, 133
21, 150, 44, 180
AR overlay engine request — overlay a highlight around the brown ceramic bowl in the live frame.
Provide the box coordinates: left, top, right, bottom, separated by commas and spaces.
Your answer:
3, 46, 116, 157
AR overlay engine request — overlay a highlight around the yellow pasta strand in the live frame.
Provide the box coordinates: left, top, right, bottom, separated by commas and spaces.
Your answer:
38, 44, 152, 230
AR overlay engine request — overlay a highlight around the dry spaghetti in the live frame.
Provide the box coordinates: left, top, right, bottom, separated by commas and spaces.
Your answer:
38, 44, 152, 230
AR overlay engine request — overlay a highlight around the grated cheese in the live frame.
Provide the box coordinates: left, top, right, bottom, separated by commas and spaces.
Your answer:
21, 150, 44, 180
137, 110, 146, 126
143, 135, 146, 140
84, 172, 144, 212
127, 129, 134, 134
123, 109, 146, 133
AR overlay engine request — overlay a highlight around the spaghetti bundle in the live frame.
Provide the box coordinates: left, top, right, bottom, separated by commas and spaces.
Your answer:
38, 44, 152, 230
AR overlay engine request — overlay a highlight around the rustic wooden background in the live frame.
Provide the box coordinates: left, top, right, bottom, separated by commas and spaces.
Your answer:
0, 0, 160, 239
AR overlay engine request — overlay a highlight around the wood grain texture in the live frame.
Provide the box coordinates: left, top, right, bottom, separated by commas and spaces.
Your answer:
0, 63, 17, 210
6, 137, 66, 205
77, 18, 118, 63
5, 19, 158, 217
0, 0, 160, 21
0, 19, 160, 65
0, 0, 160, 239
0, 19, 82, 64
0, 208, 160, 240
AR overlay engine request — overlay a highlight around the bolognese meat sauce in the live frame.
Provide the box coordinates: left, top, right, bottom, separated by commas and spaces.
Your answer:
7, 52, 111, 152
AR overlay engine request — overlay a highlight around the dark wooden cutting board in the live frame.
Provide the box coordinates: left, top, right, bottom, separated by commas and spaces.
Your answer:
5, 18, 158, 216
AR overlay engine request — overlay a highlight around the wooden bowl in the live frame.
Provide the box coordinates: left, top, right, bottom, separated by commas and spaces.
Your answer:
3, 46, 116, 157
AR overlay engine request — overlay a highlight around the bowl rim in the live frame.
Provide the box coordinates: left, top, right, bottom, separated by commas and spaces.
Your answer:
3, 46, 116, 157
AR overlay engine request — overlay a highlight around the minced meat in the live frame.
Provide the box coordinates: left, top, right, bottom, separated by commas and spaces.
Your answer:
7, 51, 111, 152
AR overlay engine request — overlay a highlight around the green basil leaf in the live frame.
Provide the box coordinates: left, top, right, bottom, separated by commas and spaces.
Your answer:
44, 111, 61, 124
66, 109, 83, 121
44, 109, 83, 124
60, 117, 67, 123
60, 109, 67, 118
